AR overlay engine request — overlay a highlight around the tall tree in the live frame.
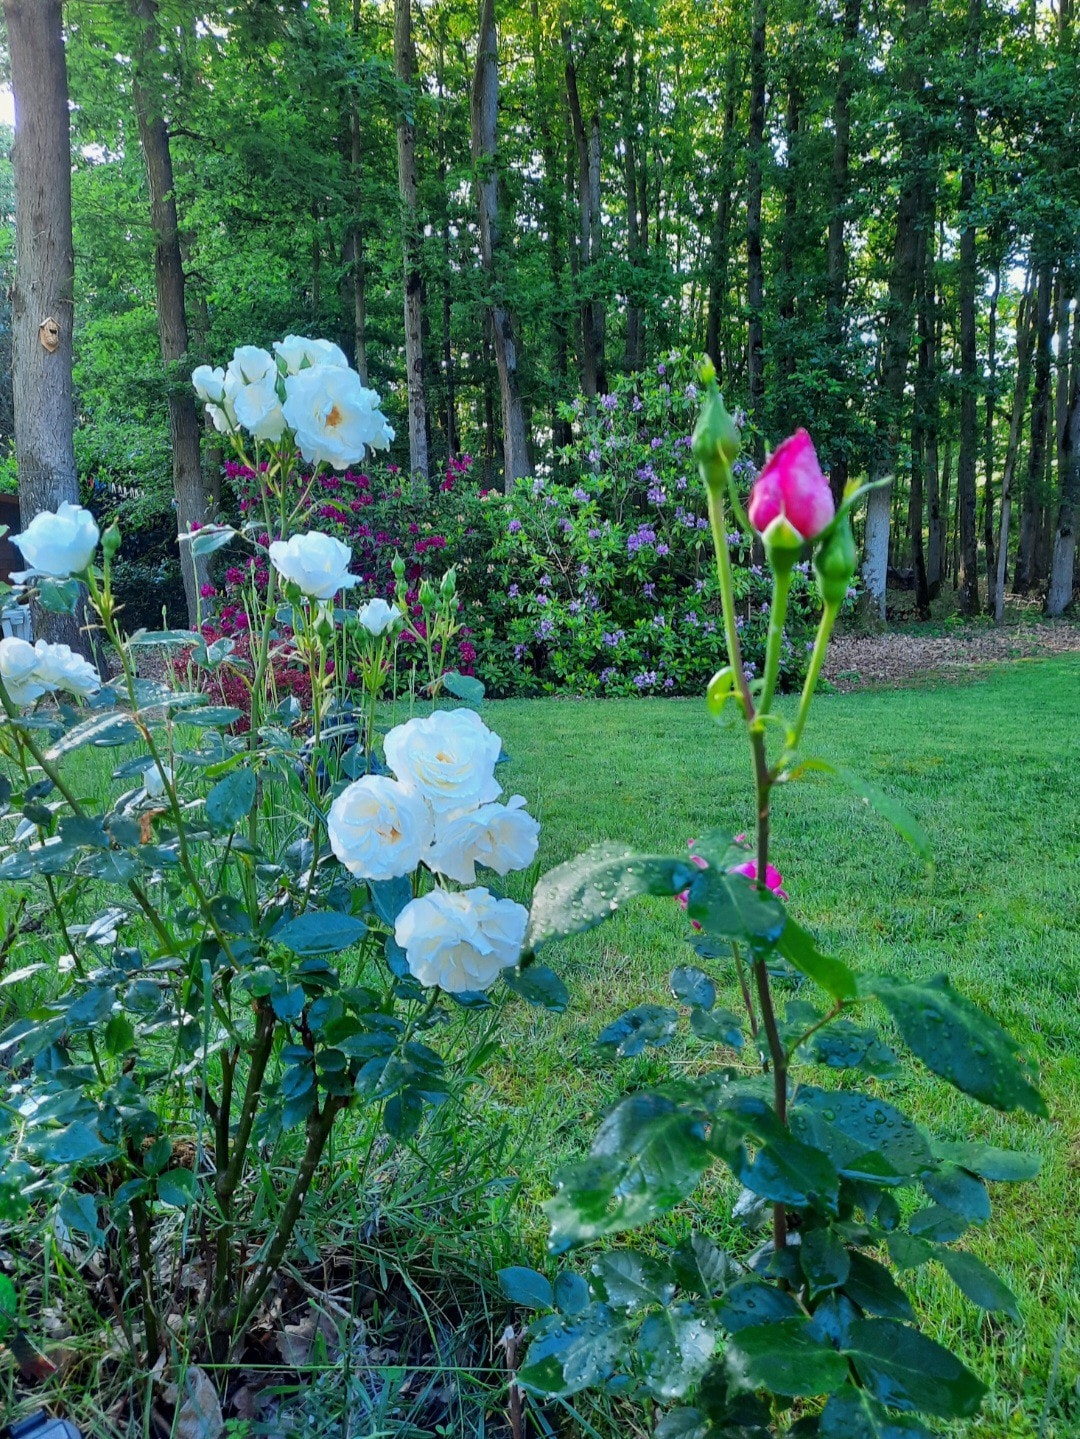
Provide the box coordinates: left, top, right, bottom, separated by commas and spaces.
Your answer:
394, 0, 430, 485
4, 0, 86, 650
471, 0, 531, 489
1046, 280, 1079, 614
565, 38, 605, 397
955, 0, 982, 615
746, 0, 767, 460
130, 0, 208, 626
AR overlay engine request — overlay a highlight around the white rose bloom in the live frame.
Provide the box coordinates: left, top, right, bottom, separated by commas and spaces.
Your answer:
12, 501, 99, 578
142, 762, 173, 798
327, 774, 434, 881
224, 345, 285, 441
427, 795, 540, 884
369, 419, 395, 452
192, 364, 226, 404
0, 636, 45, 705
268, 531, 359, 600
357, 597, 401, 636
384, 708, 502, 819
282, 364, 392, 470
32, 641, 101, 698
274, 335, 350, 374
394, 886, 528, 993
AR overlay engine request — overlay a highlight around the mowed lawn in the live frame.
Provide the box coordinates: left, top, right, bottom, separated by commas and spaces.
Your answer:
484, 657, 1078, 1437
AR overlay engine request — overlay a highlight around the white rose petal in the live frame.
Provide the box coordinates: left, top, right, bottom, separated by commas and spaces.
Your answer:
32, 641, 101, 698
327, 774, 434, 881
268, 531, 359, 600
357, 597, 402, 636
12, 501, 99, 578
142, 762, 173, 799
384, 708, 502, 819
192, 364, 226, 404
224, 346, 285, 441
427, 795, 540, 884
282, 365, 392, 470
394, 886, 528, 993
0, 636, 45, 705
274, 335, 350, 375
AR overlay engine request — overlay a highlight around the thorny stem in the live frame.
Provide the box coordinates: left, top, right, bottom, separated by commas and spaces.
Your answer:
789, 599, 840, 752
758, 564, 792, 716
704, 477, 755, 720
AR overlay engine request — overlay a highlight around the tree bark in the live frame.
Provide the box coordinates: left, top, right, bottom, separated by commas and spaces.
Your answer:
622, 42, 643, 371
471, 0, 531, 491
746, 0, 767, 461
824, 0, 862, 500
564, 45, 605, 397
5, 0, 85, 650
993, 272, 1036, 620
1013, 263, 1054, 594
1046, 298, 1080, 613
955, 0, 982, 615
705, 50, 741, 378
130, 0, 208, 626
394, 0, 430, 488
983, 260, 1000, 597
861, 0, 929, 619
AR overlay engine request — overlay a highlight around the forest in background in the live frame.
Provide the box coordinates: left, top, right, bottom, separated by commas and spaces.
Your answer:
0, 0, 1077, 627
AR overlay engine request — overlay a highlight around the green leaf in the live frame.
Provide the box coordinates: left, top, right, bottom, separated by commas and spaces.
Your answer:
929, 1141, 1040, 1183
938, 1250, 1020, 1321
597, 1004, 678, 1058
801, 1227, 851, 1296
820, 1385, 939, 1437
45, 711, 140, 759
802, 1019, 900, 1078
670, 965, 716, 1009
791, 1086, 933, 1181
104, 1013, 135, 1056
0, 1274, 13, 1337
715, 1278, 802, 1332
829, 766, 932, 866
545, 1094, 711, 1252
554, 1270, 591, 1316
368, 875, 413, 928
205, 767, 257, 829
843, 1253, 914, 1321
441, 670, 485, 704
726, 1317, 849, 1397
591, 1249, 676, 1310
273, 911, 367, 956
128, 628, 203, 647
689, 1006, 745, 1048
186, 524, 237, 557
670, 1233, 737, 1299
37, 577, 81, 614
384, 1088, 424, 1139
776, 919, 857, 1000
686, 867, 786, 947
182, 706, 243, 728
525, 843, 697, 953
498, 1266, 554, 1310
637, 1302, 718, 1399
844, 1318, 987, 1418
865, 974, 1047, 1117
503, 963, 569, 1011
157, 1168, 198, 1208
922, 1164, 990, 1223
32, 1122, 115, 1166
516, 1303, 629, 1396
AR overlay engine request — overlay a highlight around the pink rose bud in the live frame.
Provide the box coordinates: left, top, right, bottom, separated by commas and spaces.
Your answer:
747, 429, 834, 548
729, 858, 787, 901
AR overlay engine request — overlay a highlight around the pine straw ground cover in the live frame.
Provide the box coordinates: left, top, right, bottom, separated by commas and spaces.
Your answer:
1, 657, 1076, 1436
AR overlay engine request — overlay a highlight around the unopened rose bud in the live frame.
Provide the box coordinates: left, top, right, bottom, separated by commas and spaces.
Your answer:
692, 376, 741, 491
313, 605, 335, 645
418, 579, 437, 609
391, 552, 406, 581
813, 512, 857, 610
440, 567, 457, 600
748, 430, 834, 556
102, 521, 122, 562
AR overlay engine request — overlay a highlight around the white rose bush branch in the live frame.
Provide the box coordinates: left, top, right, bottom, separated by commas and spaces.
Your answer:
0, 338, 554, 1364
507, 364, 1046, 1437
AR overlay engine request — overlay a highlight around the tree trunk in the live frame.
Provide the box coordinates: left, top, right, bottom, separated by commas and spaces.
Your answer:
471, 0, 531, 491
1046, 279, 1080, 614
394, 0, 430, 488
824, 0, 862, 500
983, 260, 1000, 597
861, 0, 929, 619
910, 191, 933, 617
348, 101, 369, 384
993, 272, 1036, 620
622, 42, 643, 371
565, 46, 605, 399
955, 0, 982, 615
705, 50, 740, 377
746, 0, 767, 461
777, 70, 800, 385
1013, 263, 1054, 594
130, 0, 208, 626
4, 0, 87, 650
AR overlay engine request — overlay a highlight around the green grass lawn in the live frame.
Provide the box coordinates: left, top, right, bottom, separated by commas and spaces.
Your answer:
482, 657, 1078, 1437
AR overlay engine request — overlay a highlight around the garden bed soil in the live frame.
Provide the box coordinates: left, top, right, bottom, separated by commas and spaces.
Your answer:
822, 619, 1080, 691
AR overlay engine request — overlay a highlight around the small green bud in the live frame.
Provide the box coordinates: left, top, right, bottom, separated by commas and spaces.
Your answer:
313, 604, 335, 645
102, 521, 122, 562
692, 375, 741, 491
813, 513, 857, 610
418, 578, 437, 609
391, 552, 406, 580
440, 567, 457, 600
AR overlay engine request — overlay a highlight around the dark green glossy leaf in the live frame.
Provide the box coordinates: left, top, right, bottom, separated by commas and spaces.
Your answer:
516, 1303, 629, 1396
690, 1006, 745, 1047
930, 1141, 1040, 1183
922, 1164, 990, 1223
844, 1319, 987, 1417
37, 577, 81, 614
938, 1250, 1019, 1321
182, 706, 243, 728
776, 919, 857, 1000
716, 1278, 801, 1333
591, 1249, 676, 1310
819, 1385, 939, 1437
503, 963, 568, 1011
686, 867, 786, 947
384, 1088, 423, 1139
866, 974, 1046, 1117
368, 875, 413, 928
498, 1266, 553, 1309
726, 1317, 849, 1397
58, 815, 110, 849
32, 1122, 115, 1166
671, 965, 716, 1009
597, 1004, 678, 1058
802, 1020, 900, 1077
801, 1227, 851, 1296
791, 1087, 933, 1181
157, 1168, 198, 1208
273, 911, 367, 956
554, 1270, 591, 1316
670, 1232, 738, 1299
842, 1253, 914, 1320
205, 767, 256, 829
525, 843, 697, 953
638, 1302, 718, 1399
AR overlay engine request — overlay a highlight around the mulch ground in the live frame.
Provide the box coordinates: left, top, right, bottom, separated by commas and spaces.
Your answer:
822, 619, 1080, 691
